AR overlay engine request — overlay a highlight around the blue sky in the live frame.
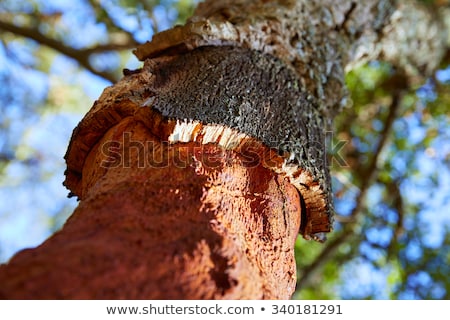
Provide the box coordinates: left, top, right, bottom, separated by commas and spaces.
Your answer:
0, 0, 183, 263
0, 0, 448, 299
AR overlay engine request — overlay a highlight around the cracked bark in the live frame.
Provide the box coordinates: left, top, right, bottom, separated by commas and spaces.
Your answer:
0, 0, 447, 299
0, 121, 300, 299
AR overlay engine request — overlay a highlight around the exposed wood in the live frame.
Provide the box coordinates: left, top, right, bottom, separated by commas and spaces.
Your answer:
0, 0, 448, 300
64, 46, 333, 239
0, 114, 300, 299
0, 46, 312, 299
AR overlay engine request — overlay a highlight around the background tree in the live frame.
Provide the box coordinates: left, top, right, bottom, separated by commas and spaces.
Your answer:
0, 0, 449, 299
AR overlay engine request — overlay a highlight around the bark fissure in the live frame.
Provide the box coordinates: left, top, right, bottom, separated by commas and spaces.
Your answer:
0, 0, 447, 300
63, 46, 333, 239
135, 0, 446, 113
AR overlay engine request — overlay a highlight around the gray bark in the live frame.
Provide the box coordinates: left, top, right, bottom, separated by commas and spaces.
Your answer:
136, 0, 447, 115
1, 0, 447, 299
133, 0, 448, 239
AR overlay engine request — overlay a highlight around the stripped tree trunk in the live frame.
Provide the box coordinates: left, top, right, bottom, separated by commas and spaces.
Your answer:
0, 0, 446, 299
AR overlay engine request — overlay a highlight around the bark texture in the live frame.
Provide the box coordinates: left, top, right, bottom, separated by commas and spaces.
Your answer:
64, 46, 333, 239
0, 117, 300, 299
135, 0, 447, 115
0, 0, 447, 300
0, 47, 305, 299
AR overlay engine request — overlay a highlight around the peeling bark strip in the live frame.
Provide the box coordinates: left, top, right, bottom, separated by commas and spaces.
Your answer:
1, 118, 300, 298
1, 0, 447, 300
128, 0, 446, 238
0, 46, 311, 299
65, 46, 332, 240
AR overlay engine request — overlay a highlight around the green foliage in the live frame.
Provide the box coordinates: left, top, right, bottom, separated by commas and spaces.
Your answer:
0, 0, 449, 299
304, 57, 450, 299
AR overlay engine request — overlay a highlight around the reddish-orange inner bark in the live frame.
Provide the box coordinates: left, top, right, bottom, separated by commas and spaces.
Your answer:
0, 116, 301, 299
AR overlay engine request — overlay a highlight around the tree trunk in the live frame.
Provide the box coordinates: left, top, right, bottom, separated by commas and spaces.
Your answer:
0, 107, 300, 299
0, 46, 305, 299
0, 0, 446, 299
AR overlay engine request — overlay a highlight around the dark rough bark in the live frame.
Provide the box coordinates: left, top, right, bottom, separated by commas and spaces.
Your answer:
136, 0, 447, 115
0, 0, 447, 299
0, 47, 305, 299
64, 46, 332, 239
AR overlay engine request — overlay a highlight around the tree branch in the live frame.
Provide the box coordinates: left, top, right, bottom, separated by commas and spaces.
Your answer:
0, 20, 121, 83
83, 43, 138, 54
296, 91, 403, 289
86, 0, 139, 41
141, 2, 160, 33
0, 152, 14, 162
